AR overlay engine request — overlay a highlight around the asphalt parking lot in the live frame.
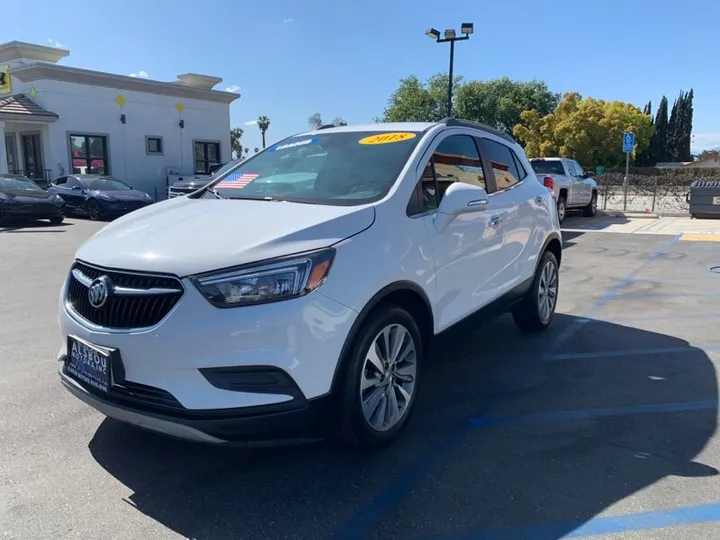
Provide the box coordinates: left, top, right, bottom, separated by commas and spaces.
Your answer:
2, 216, 720, 540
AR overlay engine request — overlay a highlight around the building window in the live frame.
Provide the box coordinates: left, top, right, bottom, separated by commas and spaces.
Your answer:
194, 141, 221, 174
146, 136, 163, 155
69, 134, 109, 175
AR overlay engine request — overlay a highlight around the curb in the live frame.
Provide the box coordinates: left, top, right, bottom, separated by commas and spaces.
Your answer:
598, 211, 659, 219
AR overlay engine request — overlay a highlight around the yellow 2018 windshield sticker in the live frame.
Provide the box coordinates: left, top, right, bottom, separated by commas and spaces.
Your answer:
359, 132, 417, 145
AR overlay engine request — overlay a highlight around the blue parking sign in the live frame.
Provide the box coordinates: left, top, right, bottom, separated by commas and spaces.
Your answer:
623, 132, 635, 153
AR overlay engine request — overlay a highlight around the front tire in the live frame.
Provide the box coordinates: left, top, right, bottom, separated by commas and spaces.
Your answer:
335, 305, 423, 450
86, 199, 102, 221
49, 215, 64, 225
512, 250, 559, 333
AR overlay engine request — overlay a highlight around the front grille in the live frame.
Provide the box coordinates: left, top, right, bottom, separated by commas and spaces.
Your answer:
66, 261, 184, 329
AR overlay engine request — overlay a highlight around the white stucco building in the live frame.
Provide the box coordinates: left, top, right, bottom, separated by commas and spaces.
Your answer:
0, 40, 239, 198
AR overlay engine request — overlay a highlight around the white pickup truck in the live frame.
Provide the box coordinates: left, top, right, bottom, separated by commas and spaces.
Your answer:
529, 157, 598, 224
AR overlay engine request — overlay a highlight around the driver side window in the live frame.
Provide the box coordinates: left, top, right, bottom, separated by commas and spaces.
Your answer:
66, 177, 81, 189
54, 176, 67, 185
407, 134, 487, 216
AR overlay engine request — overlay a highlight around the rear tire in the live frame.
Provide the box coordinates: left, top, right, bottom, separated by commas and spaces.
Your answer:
583, 192, 598, 217
49, 215, 64, 225
512, 250, 559, 333
335, 304, 423, 451
86, 199, 102, 221
557, 194, 567, 224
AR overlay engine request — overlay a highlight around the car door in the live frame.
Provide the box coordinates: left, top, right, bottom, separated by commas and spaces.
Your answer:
61, 176, 86, 210
568, 160, 590, 205
574, 160, 594, 203
409, 132, 505, 330
475, 136, 534, 291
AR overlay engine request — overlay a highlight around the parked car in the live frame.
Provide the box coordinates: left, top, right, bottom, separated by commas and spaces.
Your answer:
57, 119, 562, 450
49, 174, 154, 220
167, 161, 235, 198
529, 157, 598, 224
0, 173, 65, 225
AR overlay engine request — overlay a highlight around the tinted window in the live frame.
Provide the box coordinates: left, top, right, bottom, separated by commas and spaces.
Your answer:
512, 152, 528, 180
208, 131, 422, 206
409, 135, 486, 215
66, 177, 82, 189
54, 177, 68, 185
477, 138, 521, 190
530, 159, 565, 175
0, 175, 43, 191
83, 178, 131, 191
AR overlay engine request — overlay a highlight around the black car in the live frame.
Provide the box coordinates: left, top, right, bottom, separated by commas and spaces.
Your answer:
49, 174, 154, 221
0, 174, 66, 225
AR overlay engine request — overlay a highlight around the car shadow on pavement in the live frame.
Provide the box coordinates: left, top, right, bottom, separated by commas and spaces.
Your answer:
88, 313, 718, 540
0, 219, 73, 233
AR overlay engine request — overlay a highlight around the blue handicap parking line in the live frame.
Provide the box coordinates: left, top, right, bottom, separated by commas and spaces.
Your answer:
542, 344, 720, 362
607, 312, 720, 322
428, 502, 720, 539
468, 399, 717, 428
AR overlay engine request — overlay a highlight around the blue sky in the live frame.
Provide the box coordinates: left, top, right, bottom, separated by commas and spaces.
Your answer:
6, 0, 720, 153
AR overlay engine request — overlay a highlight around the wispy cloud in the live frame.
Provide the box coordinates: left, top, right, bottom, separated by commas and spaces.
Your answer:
128, 70, 149, 79
283, 18, 294, 23
47, 39, 66, 48
244, 120, 258, 126
225, 85, 241, 93
691, 133, 720, 152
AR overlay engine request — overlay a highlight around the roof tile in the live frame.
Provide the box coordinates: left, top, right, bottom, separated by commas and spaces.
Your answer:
0, 94, 58, 119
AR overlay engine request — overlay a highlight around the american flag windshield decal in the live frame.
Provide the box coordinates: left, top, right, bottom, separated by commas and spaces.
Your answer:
214, 172, 259, 189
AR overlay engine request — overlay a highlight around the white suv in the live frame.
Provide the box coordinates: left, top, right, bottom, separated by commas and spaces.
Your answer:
57, 119, 562, 450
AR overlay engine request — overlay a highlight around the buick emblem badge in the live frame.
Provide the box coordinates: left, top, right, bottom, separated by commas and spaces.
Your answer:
88, 276, 111, 308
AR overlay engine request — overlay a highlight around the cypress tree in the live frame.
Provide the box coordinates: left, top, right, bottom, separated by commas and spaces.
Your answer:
667, 95, 681, 162
649, 96, 668, 165
678, 89, 694, 161
636, 101, 653, 166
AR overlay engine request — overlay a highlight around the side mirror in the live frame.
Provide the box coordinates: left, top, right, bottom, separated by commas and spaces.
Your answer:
435, 182, 489, 232
438, 182, 489, 215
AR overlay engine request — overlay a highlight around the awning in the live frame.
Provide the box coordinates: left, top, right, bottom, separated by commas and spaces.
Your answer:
0, 94, 58, 122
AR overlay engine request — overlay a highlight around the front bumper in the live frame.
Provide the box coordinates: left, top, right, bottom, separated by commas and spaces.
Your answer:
57, 267, 359, 441
59, 360, 334, 443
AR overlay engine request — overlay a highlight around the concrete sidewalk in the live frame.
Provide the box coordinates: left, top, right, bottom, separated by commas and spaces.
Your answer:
563, 215, 720, 241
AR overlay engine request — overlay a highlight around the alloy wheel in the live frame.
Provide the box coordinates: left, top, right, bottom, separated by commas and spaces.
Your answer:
360, 323, 417, 432
537, 260, 558, 323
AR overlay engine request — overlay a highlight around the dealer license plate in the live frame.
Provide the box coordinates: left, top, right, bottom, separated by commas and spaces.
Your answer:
66, 336, 113, 393
713, 196, 720, 205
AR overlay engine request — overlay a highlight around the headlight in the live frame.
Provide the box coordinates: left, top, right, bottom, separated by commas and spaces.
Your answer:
144, 193, 153, 201
98, 193, 115, 201
190, 248, 335, 308
0, 195, 17, 204
53, 194, 64, 206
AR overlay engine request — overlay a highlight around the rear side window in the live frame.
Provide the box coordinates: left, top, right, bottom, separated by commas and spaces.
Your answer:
530, 159, 564, 175
476, 138, 522, 191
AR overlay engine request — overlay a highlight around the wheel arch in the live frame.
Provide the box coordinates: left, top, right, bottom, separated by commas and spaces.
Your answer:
327, 281, 434, 397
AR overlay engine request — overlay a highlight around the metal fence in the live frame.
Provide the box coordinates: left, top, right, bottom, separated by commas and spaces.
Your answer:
593, 167, 720, 214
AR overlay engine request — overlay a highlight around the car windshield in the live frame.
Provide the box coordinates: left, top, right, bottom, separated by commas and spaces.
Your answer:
204, 131, 422, 205
0, 176, 43, 192
530, 160, 565, 175
83, 178, 131, 191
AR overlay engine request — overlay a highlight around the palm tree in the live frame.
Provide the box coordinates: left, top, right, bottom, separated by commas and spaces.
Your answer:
308, 113, 323, 130
230, 127, 244, 159
257, 116, 271, 148
332, 117, 348, 126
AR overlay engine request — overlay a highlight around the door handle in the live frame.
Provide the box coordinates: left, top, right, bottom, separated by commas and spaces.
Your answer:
489, 214, 504, 227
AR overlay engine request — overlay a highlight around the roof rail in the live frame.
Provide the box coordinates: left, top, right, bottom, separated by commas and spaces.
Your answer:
440, 117, 516, 144
316, 124, 337, 130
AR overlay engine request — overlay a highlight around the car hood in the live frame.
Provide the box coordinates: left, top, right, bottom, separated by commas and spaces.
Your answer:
91, 189, 149, 201
75, 197, 376, 276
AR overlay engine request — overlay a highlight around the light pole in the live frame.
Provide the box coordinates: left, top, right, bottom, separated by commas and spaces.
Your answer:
425, 23, 473, 118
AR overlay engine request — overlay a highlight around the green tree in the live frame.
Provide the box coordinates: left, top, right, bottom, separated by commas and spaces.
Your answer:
696, 149, 720, 161
230, 127, 244, 159
677, 89, 694, 162
667, 95, 681, 161
454, 77, 560, 133
332, 116, 348, 126
649, 96, 669, 164
513, 92, 653, 168
380, 73, 462, 122
635, 101, 653, 166
257, 115, 271, 148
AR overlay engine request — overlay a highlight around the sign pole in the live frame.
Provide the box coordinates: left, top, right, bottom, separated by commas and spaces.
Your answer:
621, 132, 634, 212
623, 151, 630, 211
